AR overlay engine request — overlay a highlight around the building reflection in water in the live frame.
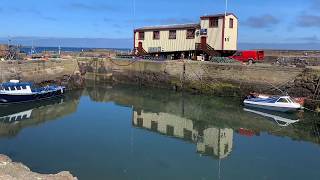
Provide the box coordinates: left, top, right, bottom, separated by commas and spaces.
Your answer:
133, 109, 233, 159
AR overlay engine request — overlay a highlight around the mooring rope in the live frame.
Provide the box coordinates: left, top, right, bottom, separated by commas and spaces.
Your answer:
302, 106, 318, 113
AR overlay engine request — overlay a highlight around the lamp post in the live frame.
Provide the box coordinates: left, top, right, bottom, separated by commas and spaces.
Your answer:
225, 0, 228, 16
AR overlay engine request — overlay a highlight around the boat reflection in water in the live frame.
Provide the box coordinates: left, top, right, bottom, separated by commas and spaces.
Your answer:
243, 107, 300, 127
0, 91, 82, 137
133, 109, 233, 159
0, 98, 65, 124
0, 109, 33, 124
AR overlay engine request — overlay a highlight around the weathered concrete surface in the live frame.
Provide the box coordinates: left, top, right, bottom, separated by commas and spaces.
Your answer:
0, 155, 77, 180
0, 59, 85, 89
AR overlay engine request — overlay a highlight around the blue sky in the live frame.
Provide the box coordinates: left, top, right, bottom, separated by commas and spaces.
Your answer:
0, 0, 319, 48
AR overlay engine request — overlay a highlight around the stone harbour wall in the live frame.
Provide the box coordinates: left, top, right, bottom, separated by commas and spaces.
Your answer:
0, 59, 85, 89
80, 58, 320, 109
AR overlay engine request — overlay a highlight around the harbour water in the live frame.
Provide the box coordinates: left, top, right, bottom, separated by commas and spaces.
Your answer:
0, 82, 319, 180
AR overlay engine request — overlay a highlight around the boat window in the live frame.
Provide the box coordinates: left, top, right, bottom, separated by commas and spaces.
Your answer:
10, 117, 16, 122
277, 98, 289, 103
16, 116, 22, 121
16, 86, 22, 90
5, 117, 10, 122
4, 87, 10, 91
22, 86, 27, 89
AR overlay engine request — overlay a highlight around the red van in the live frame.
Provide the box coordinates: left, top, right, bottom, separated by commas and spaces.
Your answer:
230, 50, 264, 63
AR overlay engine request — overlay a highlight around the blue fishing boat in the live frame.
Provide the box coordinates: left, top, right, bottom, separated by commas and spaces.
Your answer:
244, 95, 301, 112
0, 80, 65, 104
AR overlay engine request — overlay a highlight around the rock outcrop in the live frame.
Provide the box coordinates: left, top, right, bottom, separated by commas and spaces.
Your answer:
0, 155, 77, 180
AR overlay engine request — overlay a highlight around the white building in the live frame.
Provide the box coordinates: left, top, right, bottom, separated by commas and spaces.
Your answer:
134, 13, 238, 59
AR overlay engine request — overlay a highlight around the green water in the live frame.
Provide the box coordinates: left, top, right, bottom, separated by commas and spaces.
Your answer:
0, 82, 319, 180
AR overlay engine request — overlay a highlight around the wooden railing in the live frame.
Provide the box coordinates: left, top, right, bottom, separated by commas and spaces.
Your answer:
195, 43, 219, 57
134, 47, 147, 56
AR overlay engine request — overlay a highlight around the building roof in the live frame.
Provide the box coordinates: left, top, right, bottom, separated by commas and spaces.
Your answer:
134, 23, 200, 32
200, 13, 238, 19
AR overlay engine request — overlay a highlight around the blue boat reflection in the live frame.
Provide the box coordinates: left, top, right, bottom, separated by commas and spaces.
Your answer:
0, 97, 65, 124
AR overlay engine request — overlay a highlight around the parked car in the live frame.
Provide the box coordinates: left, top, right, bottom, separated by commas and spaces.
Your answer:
230, 50, 264, 63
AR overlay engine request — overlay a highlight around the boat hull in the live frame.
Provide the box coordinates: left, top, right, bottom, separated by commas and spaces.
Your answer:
244, 102, 300, 112
0, 88, 65, 104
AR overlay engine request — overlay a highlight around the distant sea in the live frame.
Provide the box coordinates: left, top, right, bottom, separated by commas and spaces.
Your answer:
19, 46, 131, 54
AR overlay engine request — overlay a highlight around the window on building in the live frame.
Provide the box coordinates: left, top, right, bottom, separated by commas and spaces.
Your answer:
137, 118, 143, 127
166, 125, 174, 136
169, 30, 176, 39
186, 29, 195, 39
209, 18, 219, 28
183, 129, 193, 141
205, 145, 214, 155
229, 18, 234, 28
151, 121, 158, 131
153, 31, 160, 40
138, 32, 144, 40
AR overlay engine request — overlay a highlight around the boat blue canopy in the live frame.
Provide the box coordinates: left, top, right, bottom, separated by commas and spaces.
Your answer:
247, 96, 280, 103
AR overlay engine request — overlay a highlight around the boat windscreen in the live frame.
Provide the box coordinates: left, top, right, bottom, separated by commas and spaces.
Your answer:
277, 98, 289, 103
288, 98, 296, 103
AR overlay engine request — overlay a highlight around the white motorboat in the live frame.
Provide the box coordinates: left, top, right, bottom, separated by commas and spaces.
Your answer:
243, 95, 301, 112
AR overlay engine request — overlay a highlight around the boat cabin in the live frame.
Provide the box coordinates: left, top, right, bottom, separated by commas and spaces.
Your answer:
0, 80, 33, 94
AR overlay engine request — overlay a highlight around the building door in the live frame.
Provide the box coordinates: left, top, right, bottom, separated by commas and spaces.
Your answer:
138, 42, 143, 49
201, 37, 207, 49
